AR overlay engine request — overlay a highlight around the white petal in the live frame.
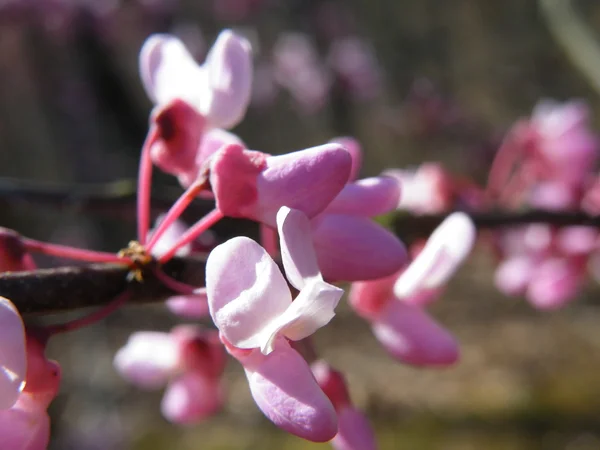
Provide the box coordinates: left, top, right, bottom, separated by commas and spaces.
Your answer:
260, 279, 343, 354
139, 34, 208, 108
277, 206, 322, 290
206, 237, 292, 349
394, 212, 476, 298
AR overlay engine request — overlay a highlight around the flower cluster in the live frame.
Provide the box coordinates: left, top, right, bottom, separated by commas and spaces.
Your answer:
1, 25, 600, 450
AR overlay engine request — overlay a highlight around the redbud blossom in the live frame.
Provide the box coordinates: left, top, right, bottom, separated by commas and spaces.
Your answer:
140, 29, 253, 129
206, 206, 342, 440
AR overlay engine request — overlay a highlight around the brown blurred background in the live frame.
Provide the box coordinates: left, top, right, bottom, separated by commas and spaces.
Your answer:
2, 1, 600, 449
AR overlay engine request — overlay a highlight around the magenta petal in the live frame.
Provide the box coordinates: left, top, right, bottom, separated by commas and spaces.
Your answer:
206, 237, 292, 349
372, 301, 459, 367
325, 176, 400, 217
161, 372, 222, 424
312, 214, 407, 282
0, 297, 26, 409
244, 342, 337, 442
277, 207, 321, 289
255, 144, 352, 226
332, 406, 377, 450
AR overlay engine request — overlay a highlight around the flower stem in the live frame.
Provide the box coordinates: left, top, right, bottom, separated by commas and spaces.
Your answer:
137, 126, 159, 245
159, 209, 224, 264
145, 177, 208, 253
44, 290, 130, 335
23, 238, 127, 265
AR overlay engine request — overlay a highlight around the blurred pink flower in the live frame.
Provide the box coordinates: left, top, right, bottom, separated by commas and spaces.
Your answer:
114, 326, 225, 424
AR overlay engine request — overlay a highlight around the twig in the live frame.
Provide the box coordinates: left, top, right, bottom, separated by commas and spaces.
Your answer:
4, 209, 599, 316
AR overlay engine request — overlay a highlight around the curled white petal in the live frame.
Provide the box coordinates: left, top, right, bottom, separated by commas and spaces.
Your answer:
394, 212, 476, 298
260, 279, 343, 355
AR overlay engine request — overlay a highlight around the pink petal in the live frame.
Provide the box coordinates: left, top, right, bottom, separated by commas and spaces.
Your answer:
161, 372, 222, 424
201, 29, 253, 129
255, 144, 352, 226
206, 237, 292, 350
332, 406, 377, 450
139, 34, 207, 107
0, 297, 26, 409
243, 341, 337, 442
394, 212, 475, 298
261, 279, 343, 354
324, 176, 401, 217
556, 226, 598, 256
312, 214, 407, 282
113, 332, 178, 389
0, 396, 49, 450
166, 294, 210, 319
372, 301, 459, 367
277, 206, 322, 290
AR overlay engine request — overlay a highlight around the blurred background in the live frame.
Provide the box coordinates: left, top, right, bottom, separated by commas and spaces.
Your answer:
2, 0, 600, 449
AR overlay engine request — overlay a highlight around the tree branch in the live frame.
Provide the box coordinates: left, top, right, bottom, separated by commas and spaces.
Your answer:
3, 209, 599, 316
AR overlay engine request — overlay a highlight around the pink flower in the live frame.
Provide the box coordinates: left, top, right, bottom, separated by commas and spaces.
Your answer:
140, 29, 253, 129
206, 206, 342, 440
114, 326, 225, 424
209, 143, 352, 227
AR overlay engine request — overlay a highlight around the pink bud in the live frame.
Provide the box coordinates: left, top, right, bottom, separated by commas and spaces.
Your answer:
0, 228, 35, 272
165, 294, 210, 319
